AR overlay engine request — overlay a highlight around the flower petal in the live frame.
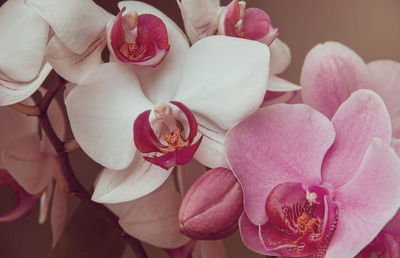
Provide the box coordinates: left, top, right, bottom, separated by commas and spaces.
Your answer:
194, 115, 229, 169
0, 0, 49, 82
92, 153, 172, 203
238, 213, 269, 255
269, 38, 291, 75
118, 1, 190, 103
300, 41, 370, 119
322, 90, 392, 188
326, 139, 400, 258
26, 0, 111, 54
175, 35, 269, 130
391, 138, 400, 157
225, 104, 335, 225
108, 178, 189, 248
3, 134, 55, 194
0, 169, 41, 222
0, 62, 52, 106
65, 62, 152, 170
367, 60, 400, 138
51, 182, 67, 246
267, 75, 301, 92
46, 34, 106, 84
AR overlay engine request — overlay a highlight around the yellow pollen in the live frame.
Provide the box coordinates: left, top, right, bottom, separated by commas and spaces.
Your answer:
297, 213, 318, 236
163, 128, 187, 148
120, 42, 146, 61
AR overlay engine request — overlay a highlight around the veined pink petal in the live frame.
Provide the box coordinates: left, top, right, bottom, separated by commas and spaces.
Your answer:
3, 134, 55, 195
108, 178, 189, 248
367, 60, 400, 138
92, 153, 172, 203
177, 0, 219, 44
269, 38, 291, 75
51, 182, 67, 246
238, 213, 270, 255
0, 62, 52, 106
391, 138, 400, 157
65, 63, 152, 170
46, 34, 106, 84
300, 41, 370, 119
26, 0, 111, 54
0, 0, 49, 82
0, 170, 41, 222
116, 1, 190, 104
108, 8, 169, 67
225, 104, 335, 225
194, 116, 229, 169
175, 36, 270, 130
326, 139, 400, 258
322, 90, 392, 188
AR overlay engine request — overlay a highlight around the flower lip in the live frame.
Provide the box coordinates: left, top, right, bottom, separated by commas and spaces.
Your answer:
262, 182, 338, 257
109, 6, 170, 67
133, 101, 202, 169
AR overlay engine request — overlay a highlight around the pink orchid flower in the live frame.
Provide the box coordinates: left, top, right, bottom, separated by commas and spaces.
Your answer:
356, 210, 400, 257
177, 0, 299, 98
0, 97, 67, 246
0, 0, 110, 105
225, 90, 400, 257
66, 33, 270, 204
300, 41, 400, 156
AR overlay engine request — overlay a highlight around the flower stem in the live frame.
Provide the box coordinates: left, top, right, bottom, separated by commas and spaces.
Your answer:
37, 76, 148, 258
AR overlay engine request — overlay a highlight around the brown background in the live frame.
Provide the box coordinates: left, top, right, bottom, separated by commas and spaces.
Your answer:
1, 0, 400, 257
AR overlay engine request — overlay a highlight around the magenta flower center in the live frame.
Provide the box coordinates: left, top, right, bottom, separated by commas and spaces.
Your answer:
263, 182, 338, 257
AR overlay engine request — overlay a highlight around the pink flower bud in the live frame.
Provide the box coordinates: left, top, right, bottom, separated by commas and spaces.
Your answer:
179, 167, 243, 240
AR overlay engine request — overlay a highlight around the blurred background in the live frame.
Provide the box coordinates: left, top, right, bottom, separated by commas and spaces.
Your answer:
1, 0, 400, 257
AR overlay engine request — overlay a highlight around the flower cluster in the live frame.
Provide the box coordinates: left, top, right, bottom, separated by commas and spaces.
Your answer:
0, 0, 399, 257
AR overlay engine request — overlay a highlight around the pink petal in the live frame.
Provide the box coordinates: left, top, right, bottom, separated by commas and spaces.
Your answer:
238, 213, 269, 255
367, 60, 400, 138
45, 34, 106, 84
241, 8, 277, 43
300, 41, 370, 119
0, 0, 49, 82
0, 62, 52, 106
92, 153, 172, 203
26, 0, 111, 54
269, 38, 291, 75
175, 36, 270, 130
108, 178, 189, 248
326, 139, 400, 258
391, 138, 400, 157
322, 90, 392, 188
177, 0, 219, 44
117, 1, 189, 104
225, 104, 335, 225
0, 170, 41, 222
3, 134, 55, 194
51, 182, 67, 246
65, 63, 152, 170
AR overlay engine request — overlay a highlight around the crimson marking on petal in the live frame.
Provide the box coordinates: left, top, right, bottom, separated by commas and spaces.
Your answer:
170, 101, 198, 142
144, 152, 176, 170
133, 109, 166, 153
223, 0, 242, 38
175, 136, 203, 165
0, 170, 40, 222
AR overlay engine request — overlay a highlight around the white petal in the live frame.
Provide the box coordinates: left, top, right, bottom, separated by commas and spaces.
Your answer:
267, 75, 301, 92
108, 178, 189, 248
65, 63, 152, 170
92, 153, 172, 203
175, 36, 270, 130
0, 0, 49, 82
0, 62, 52, 106
46, 35, 106, 84
26, 0, 112, 54
269, 38, 291, 75
116, 1, 189, 103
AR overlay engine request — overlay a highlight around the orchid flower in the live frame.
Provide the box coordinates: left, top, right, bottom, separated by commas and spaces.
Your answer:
0, 97, 67, 245
356, 210, 400, 257
0, 0, 110, 105
300, 41, 400, 156
225, 90, 400, 257
177, 0, 299, 99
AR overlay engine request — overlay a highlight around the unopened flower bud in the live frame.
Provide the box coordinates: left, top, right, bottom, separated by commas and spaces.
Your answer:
179, 167, 243, 240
